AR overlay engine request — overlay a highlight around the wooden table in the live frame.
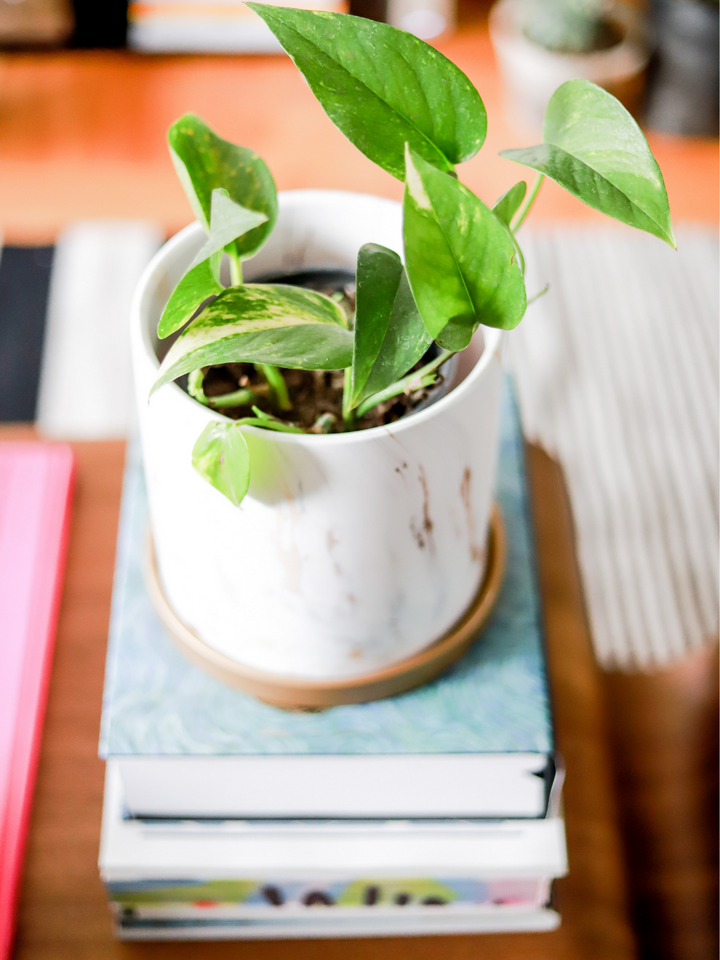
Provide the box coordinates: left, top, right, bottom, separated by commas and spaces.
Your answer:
0, 21, 716, 244
4, 428, 636, 960
1, 14, 717, 958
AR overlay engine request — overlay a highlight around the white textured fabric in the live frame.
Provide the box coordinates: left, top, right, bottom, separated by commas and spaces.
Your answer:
37, 220, 162, 440
509, 226, 719, 671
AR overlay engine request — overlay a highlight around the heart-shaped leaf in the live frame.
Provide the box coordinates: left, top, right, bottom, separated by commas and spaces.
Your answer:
158, 190, 268, 338
188, 189, 269, 271
500, 80, 675, 247
157, 254, 223, 339
152, 284, 353, 394
492, 181, 527, 227
192, 421, 250, 507
169, 113, 277, 258
349, 243, 431, 409
247, 5, 486, 181
403, 147, 527, 349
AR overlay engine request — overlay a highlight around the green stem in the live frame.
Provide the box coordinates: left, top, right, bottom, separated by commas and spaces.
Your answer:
227, 244, 243, 286
257, 364, 292, 411
244, 406, 305, 433
188, 368, 261, 409
236, 416, 305, 435
208, 387, 259, 408
506, 226, 525, 276
341, 367, 356, 429
526, 283, 550, 307
188, 368, 210, 405
355, 350, 454, 420
511, 173, 544, 233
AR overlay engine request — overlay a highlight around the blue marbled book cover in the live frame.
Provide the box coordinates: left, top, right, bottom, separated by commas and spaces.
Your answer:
99, 381, 552, 758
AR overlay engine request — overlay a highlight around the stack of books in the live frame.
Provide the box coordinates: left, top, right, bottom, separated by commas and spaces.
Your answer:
98, 384, 567, 940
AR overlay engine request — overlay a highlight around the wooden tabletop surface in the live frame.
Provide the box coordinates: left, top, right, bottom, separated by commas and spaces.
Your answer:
0, 18, 717, 244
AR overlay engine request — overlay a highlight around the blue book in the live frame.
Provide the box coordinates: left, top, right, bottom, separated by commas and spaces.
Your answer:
99, 382, 555, 820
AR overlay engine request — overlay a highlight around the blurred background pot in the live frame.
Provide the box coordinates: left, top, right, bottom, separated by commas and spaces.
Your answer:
645, 0, 719, 136
131, 191, 505, 682
490, 0, 649, 134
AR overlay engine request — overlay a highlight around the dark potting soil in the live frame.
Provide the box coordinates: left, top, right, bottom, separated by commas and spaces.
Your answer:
185, 268, 447, 434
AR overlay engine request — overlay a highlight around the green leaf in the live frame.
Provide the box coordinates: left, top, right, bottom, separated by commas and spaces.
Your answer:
188, 189, 268, 270
152, 284, 353, 393
349, 243, 431, 409
157, 255, 223, 339
403, 147, 527, 349
192, 421, 250, 507
158, 190, 268, 338
499, 80, 675, 247
168, 113, 277, 257
247, 5, 486, 180
492, 181, 527, 227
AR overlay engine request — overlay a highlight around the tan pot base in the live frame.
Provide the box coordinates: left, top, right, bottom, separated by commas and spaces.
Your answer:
144, 505, 506, 711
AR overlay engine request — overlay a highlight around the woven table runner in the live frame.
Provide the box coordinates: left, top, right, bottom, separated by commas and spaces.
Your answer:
510, 226, 718, 669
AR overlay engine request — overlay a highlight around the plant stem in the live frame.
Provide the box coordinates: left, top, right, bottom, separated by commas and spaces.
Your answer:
188, 368, 210, 404
511, 173, 544, 233
355, 350, 454, 420
526, 283, 550, 307
235, 416, 305, 434
227, 244, 243, 286
341, 367, 356, 429
257, 364, 292, 411
245, 407, 305, 433
188, 368, 262, 409
208, 387, 260, 408
507, 227, 525, 276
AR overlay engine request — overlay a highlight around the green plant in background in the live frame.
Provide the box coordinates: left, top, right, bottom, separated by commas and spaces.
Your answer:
151, 5, 674, 506
520, 0, 619, 54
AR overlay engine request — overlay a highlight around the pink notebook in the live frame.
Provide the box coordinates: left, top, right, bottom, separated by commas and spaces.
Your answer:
0, 443, 74, 960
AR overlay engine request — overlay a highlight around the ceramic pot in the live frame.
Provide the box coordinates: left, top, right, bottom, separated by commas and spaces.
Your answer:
489, 0, 649, 134
131, 190, 504, 681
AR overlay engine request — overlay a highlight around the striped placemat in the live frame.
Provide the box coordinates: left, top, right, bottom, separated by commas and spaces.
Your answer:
510, 226, 718, 670
0, 221, 716, 671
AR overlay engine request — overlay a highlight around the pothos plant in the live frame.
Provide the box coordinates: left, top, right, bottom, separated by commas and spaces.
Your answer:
151, 4, 674, 507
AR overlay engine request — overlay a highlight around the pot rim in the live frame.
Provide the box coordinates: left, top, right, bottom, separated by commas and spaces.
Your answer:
134, 188, 503, 449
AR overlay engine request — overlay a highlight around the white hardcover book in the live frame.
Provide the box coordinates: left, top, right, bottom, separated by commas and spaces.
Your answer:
100, 765, 568, 882
115, 752, 553, 820
115, 906, 561, 939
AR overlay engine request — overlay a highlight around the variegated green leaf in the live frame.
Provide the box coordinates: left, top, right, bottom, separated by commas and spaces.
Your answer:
192, 421, 250, 507
157, 254, 223, 339
247, 5, 486, 181
168, 113, 277, 258
188, 189, 268, 271
492, 181, 527, 227
349, 243, 431, 409
403, 146, 527, 349
158, 190, 268, 338
152, 284, 353, 394
500, 80, 675, 247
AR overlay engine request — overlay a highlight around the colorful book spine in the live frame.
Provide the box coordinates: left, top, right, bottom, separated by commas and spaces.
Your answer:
0, 443, 74, 960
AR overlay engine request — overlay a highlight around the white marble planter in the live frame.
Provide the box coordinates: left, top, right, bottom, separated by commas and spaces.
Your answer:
131, 190, 504, 680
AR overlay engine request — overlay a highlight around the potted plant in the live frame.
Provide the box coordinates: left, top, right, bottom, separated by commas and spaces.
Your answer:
489, 0, 649, 133
132, 5, 673, 690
